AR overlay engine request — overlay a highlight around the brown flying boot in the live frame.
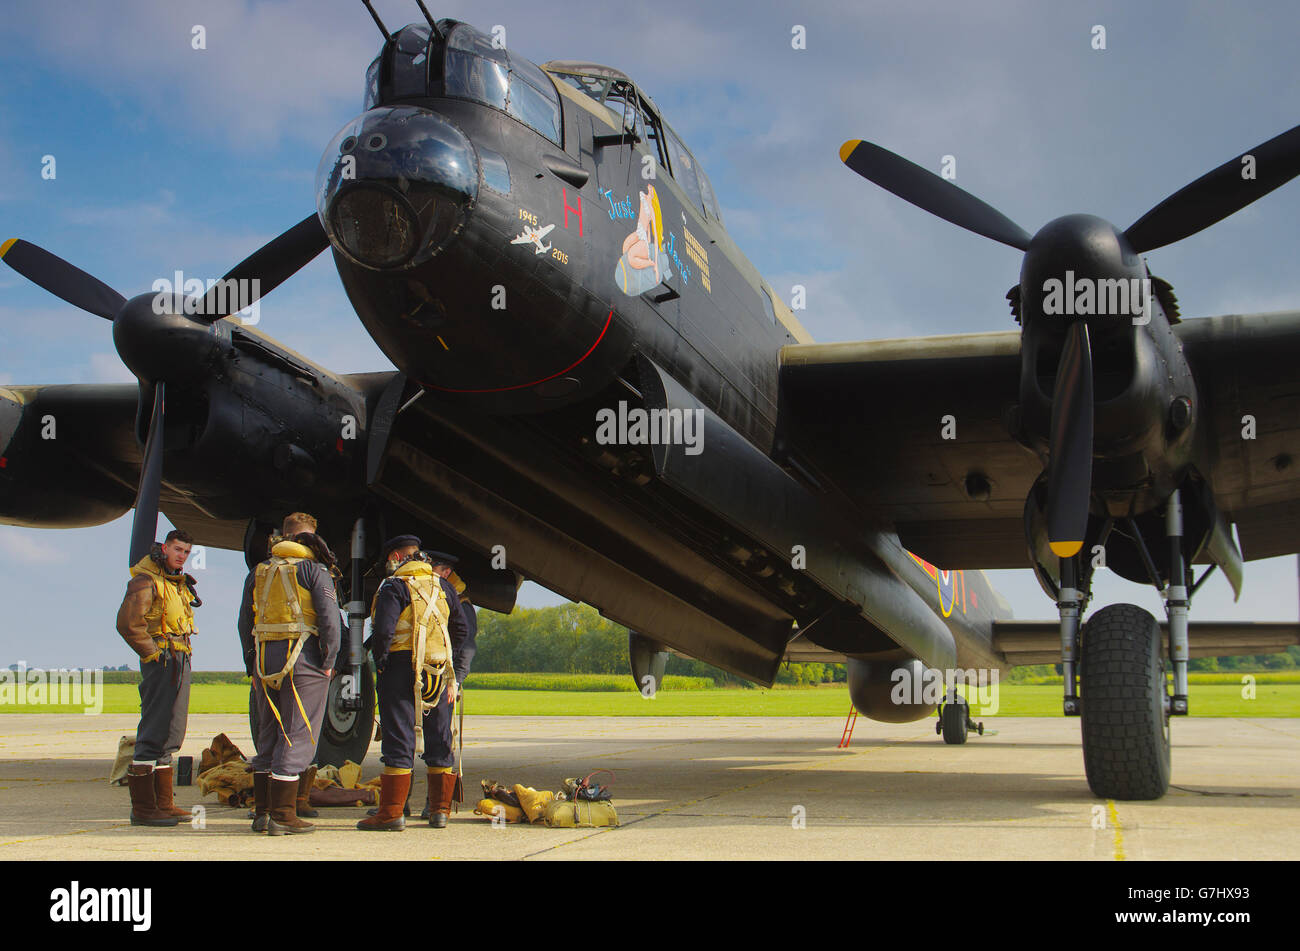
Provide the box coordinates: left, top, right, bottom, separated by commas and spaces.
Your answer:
251, 772, 270, 832
356, 772, 410, 831
368, 787, 411, 818
152, 764, 189, 819
267, 777, 314, 835
428, 770, 458, 829
128, 764, 179, 827
296, 766, 319, 818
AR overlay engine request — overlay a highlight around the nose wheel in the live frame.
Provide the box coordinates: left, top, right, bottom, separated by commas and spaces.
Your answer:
936, 694, 984, 744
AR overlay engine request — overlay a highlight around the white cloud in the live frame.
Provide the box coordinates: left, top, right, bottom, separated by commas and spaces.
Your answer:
14, 1, 374, 150
88, 353, 135, 384
0, 530, 71, 566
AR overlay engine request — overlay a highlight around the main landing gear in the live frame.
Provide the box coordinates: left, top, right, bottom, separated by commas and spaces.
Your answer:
936, 692, 984, 744
1057, 490, 1194, 800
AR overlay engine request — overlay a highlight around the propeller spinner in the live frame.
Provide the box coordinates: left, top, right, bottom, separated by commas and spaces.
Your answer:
1, 215, 328, 564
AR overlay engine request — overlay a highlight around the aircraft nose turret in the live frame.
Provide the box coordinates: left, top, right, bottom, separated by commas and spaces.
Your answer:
316, 106, 478, 270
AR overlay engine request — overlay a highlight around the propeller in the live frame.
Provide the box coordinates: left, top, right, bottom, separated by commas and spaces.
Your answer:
195, 214, 328, 321
839, 123, 1300, 559
129, 382, 167, 566
0, 238, 125, 320
837, 140, 1032, 251
1124, 123, 1300, 253
1045, 321, 1093, 558
2, 215, 329, 564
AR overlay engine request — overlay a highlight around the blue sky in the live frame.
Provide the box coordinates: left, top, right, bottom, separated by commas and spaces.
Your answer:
2, 0, 1298, 669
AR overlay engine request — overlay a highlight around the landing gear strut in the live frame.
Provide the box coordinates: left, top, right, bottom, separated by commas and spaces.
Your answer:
1062, 489, 1192, 800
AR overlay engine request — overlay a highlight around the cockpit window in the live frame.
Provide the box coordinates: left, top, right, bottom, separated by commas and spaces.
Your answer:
550, 72, 632, 130
551, 72, 609, 106
549, 67, 724, 224
664, 127, 704, 216
390, 24, 432, 100
697, 166, 723, 224
444, 25, 561, 145
634, 94, 668, 171
363, 55, 381, 111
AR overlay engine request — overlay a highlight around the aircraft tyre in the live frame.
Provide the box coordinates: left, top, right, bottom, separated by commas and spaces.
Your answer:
1079, 603, 1171, 800
941, 696, 969, 744
248, 663, 376, 769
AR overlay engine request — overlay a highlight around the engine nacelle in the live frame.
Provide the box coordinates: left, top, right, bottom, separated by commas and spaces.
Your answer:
0, 385, 138, 528
847, 658, 938, 723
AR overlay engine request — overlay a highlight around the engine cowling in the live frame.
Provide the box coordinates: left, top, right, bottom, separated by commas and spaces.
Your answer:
0, 385, 138, 528
847, 658, 938, 723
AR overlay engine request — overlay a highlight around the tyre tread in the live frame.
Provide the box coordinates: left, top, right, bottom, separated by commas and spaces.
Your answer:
1080, 604, 1170, 800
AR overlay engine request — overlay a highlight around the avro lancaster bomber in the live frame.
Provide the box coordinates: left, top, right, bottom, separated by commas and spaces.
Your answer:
4, 4, 1299, 799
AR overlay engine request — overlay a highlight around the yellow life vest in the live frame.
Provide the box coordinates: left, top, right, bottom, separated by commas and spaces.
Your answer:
128, 554, 196, 657
375, 560, 456, 716
251, 540, 321, 747
448, 569, 469, 603
252, 541, 319, 648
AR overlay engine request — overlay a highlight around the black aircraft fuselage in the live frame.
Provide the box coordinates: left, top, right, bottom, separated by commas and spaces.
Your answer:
312, 18, 1012, 695
320, 25, 795, 445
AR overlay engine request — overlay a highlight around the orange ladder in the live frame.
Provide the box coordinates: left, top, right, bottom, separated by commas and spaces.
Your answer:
838, 703, 858, 748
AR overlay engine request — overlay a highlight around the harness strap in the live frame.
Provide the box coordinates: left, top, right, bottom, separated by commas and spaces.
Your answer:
257, 639, 315, 748
256, 623, 317, 636
409, 578, 456, 721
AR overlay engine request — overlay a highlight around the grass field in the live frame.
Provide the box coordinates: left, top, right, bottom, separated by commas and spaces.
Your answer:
4, 682, 1296, 717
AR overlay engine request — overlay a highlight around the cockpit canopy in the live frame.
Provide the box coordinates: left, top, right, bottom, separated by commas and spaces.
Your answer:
361, 23, 721, 224
542, 61, 724, 225
364, 20, 561, 146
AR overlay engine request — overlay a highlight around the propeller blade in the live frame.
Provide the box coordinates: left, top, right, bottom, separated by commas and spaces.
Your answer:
193, 213, 329, 321
1046, 321, 1094, 559
1124, 123, 1300, 253
0, 238, 125, 320
128, 382, 166, 567
839, 139, 1033, 251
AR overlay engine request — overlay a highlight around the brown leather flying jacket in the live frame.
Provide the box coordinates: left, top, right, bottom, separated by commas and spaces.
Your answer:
116, 551, 196, 662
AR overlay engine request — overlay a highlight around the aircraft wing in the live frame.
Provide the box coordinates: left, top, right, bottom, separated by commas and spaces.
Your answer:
776, 311, 1300, 568
1, 383, 141, 528
993, 619, 1300, 666
777, 330, 1033, 568
1177, 311, 1300, 560
0, 382, 247, 544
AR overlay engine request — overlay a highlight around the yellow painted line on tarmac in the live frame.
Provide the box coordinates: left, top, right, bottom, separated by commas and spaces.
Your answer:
0, 821, 132, 849
1107, 799, 1126, 861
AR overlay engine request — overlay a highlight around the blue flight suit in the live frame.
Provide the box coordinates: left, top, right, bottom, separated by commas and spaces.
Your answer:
368, 575, 474, 769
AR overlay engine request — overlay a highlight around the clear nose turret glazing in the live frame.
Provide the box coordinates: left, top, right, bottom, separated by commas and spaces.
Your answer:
316, 106, 479, 270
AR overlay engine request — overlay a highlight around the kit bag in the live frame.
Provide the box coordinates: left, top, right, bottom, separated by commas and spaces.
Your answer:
543, 798, 619, 828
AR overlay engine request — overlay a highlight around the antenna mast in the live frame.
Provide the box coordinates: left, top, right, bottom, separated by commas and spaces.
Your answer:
361, 1, 391, 42
414, 0, 443, 41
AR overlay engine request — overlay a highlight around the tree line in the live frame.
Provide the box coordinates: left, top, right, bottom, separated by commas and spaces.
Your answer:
473, 603, 844, 686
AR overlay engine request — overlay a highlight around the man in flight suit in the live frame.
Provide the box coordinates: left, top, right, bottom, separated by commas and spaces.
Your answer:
116, 529, 200, 828
238, 512, 341, 835
358, 536, 472, 831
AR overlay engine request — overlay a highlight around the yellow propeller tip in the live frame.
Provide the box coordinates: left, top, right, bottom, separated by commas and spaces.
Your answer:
1049, 541, 1084, 558
839, 140, 862, 163
0, 238, 16, 258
